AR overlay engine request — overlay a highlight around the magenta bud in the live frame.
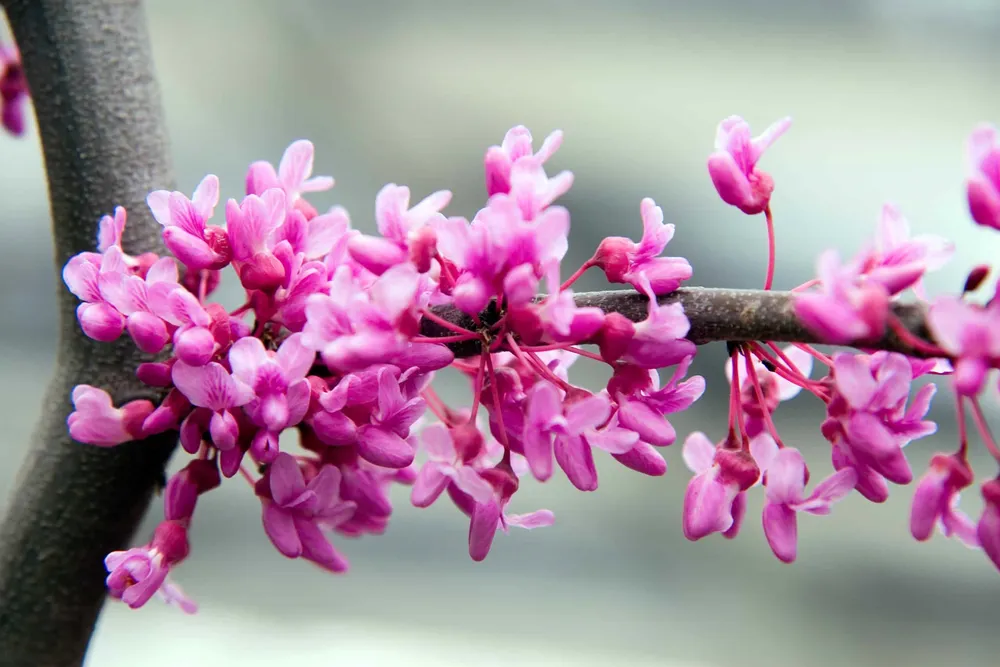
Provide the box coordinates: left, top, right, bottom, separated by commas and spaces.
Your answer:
238, 252, 285, 291
143, 388, 192, 435
78, 302, 125, 342
964, 265, 990, 294
209, 410, 239, 450
126, 311, 170, 354
174, 326, 216, 366
151, 520, 190, 564
136, 361, 174, 387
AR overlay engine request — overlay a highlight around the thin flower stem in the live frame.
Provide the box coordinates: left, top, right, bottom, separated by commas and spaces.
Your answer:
731, 352, 748, 446
238, 465, 257, 486
956, 395, 969, 460
791, 279, 820, 292
764, 205, 776, 291
750, 343, 830, 399
521, 342, 606, 364
887, 315, 945, 358
788, 342, 833, 367
505, 334, 568, 391
198, 270, 209, 303
560, 259, 594, 291
745, 351, 783, 446
412, 333, 480, 344
483, 350, 510, 449
467, 347, 489, 423
969, 398, 1000, 461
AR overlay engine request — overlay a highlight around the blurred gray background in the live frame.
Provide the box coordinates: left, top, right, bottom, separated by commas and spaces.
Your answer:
3, 1, 1000, 665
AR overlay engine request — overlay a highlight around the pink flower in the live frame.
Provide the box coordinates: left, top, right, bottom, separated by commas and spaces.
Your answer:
760, 448, 857, 563
794, 250, 891, 344
97, 206, 128, 254
927, 296, 1000, 396
484, 125, 564, 197
67, 385, 154, 447
164, 459, 221, 522
62, 246, 129, 342
507, 156, 574, 221
147, 175, 231, 271
593, 198, 693, 295
966, 124, 1000, 231
467, 466, 554, 562
977, 479, 1000, 572
910, 453, 978, 547
257, 453, 356, 572
707, 115, 791, 215
823, 352, 937, 495
353, 367, 425, 468
158, 288, 218, 366
229, 333, 314, 460
272, 205, 351, 261
535, 267, 605, 344
410, 423, 495, 507
621, 298, 697, 369
681, 433, 761, 540
863, 203, 953, 298
172, 360, 254, 451
610, 356, 706, 449
523, 383, 637, 491
99, 255, 180, 354
246, 139, 335, 207
0, 44, 28, 137
348, 184, 452, 275
104, 521, 194, 612
225, 189, 288, 290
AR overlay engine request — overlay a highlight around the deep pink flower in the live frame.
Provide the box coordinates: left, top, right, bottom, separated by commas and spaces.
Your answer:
910, 453, 978, 547
926, 296, 1000, 396
506, 156, 574, 221
593, 197, 693, 295
225, 189, 288, 291
523, 383, 637, 491
966, 124, 1000, 231
147, 175, 231, 271
535, 267, 605, 344
621, 298, 696, 369
862, 203, 953, 298
610, 356, 706, 450
172, 360, 254, 451
795, 250, 891, 344
273, 205, 351, 261
681, 433, 761, 540
164, 459, 221, 522
411, 423, 495, 507
761, 447, 857, 563
484, 125, 564, 197
257, 453, 356, 572
0, 44, 28, 137
348, 183, 452, 275
707, 115, 791, 215
353, 367, 425, 468
229, 333, 314, 461
977, 479, 1000, 572
158, 288, 218, 366
105, 521, 194, 612
99, 255, 180, 353
67, 385, 154, 447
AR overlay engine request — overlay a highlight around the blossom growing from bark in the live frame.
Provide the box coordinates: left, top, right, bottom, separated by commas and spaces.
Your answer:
147, 175, 231, 271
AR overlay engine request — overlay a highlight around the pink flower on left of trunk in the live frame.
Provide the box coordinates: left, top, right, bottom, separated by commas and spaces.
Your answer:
707, 115, 791, 215
104, 520, 195, 613
67, 385, 154, 447
257, 453, 357, 572
966, 124, 1000, 231
62, 245, 129, 342
0, 44, 28, 137
760, 447, 857, 563
593, 197, 693, 295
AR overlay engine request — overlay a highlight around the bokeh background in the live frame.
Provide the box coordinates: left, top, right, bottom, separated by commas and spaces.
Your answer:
3, 1, 1000, 665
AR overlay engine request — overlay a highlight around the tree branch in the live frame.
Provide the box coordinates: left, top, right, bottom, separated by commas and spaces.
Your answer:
0, 1, 177, 665
421, 287, 935, 358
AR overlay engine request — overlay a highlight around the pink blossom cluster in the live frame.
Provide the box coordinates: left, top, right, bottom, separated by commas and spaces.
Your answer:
704, 117, 999, 572
64, 128, 703, 612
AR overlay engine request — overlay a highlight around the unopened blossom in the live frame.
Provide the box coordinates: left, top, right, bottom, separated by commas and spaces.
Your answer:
523, 383, 638, 491
257, 453, 356, 571
926, 296, 1000, 396
593, 197, 693, 295
0, 43, 28, 137
707, 115, 791, 215
795, 250, 891, 345
105, 520, 195, 612
165, 459, 221, 522
681, 432, 762, 540
910, 453, 978, 547
484, 125, 564, 197
67, 385, 154, 447
761, 447, 857, 563
978, 479, 1000, 571
147, 174, 230, 271
348, 183, 452, 275
246, 139, 335, 212
966, 124, 1000, 231
159, 288, 219, 366
411, 422, 495, 507
172, 360, 254, 451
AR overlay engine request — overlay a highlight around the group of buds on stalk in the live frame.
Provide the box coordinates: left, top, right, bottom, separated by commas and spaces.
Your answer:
7, 51, 991, 611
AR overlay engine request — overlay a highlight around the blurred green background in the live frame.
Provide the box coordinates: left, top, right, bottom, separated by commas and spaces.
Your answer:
2, 1, 999, 665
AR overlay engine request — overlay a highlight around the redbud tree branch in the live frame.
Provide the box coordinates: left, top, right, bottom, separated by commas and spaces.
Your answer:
422, 288, 935, 358
0, 1, 178, 665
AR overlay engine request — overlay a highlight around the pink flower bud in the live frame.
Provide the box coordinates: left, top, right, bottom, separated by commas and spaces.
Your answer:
136, 361, 174, 387
77, 302, 125, 342
126, 311, 170, 353
174, 326, 216, 366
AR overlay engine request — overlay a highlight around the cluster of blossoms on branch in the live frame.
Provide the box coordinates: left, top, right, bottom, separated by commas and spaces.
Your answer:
57, 110, 1000, 613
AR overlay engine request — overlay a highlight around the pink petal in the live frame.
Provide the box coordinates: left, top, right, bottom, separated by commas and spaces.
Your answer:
611, 442, 668, 476
468, 499, 501, 561
453, 467, 496, 504
764, 448, 807, 505
421, 423, 457, 460
554, 434, 598, 491
584, 427, 639, 454
682, 431, 715, 474
269, 453, 307, 506
276, 332, 314, 380
262, 503, 302, 557
356, 425, 415, 468
762, 502, 798, 563
296, 518, 348, 572
682, 469, 734, 540
171, 361, 253, 411
506, 509, 555, 530
227, 336, 268, 386
410, 463, 451, 508
796, 468, 858, 514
